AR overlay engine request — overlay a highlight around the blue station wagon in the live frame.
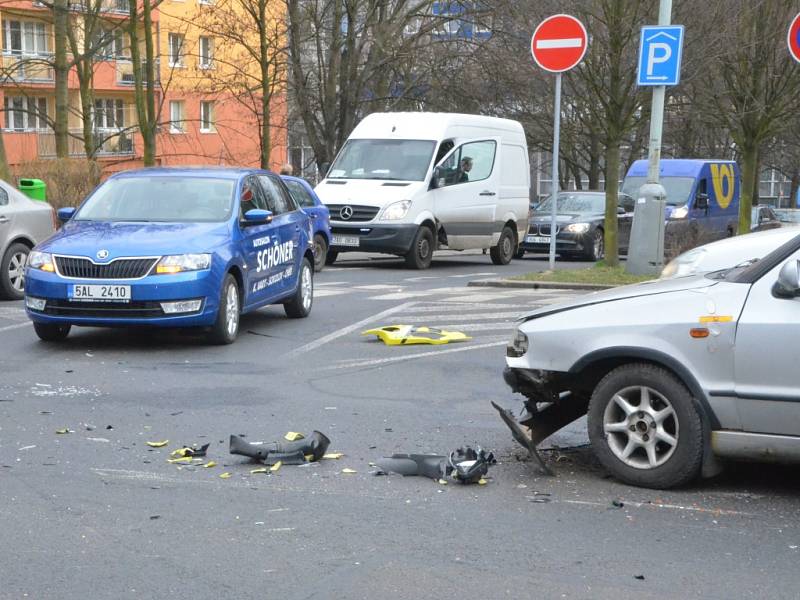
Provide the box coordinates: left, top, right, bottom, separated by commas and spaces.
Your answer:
24, 167, 315, 344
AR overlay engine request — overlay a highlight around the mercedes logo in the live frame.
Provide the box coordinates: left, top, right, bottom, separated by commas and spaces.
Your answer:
339, 205, 354, 221
96, 249, 109, 260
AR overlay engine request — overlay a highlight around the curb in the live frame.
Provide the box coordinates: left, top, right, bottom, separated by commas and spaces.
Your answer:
467, 279, 614, 291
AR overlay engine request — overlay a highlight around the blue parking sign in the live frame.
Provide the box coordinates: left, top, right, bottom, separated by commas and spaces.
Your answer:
637, 25, 684, 86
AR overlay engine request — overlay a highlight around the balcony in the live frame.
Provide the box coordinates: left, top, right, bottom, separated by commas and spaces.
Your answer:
38, 128, 135, 158
1, 53, 54, 83
69, 0, 130, 14
115, 59, 136, 85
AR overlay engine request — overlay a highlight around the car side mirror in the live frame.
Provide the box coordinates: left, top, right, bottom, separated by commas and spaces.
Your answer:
242, 209, 273, 225
617, 206, 626, 215
772, 259, 800, 298
695, 193, 709, 211
57, 207, 76, 222
430, 166, 446, 190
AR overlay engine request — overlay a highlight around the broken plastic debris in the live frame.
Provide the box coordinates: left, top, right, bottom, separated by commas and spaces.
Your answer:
341, 468, 357, 474
170, 443, 210, 458
611, 499, 625, 509
362, 325, 471, 346
437, 479, 448, 485
229, 431, 331, 464
478, 478, 487, 485
203, 461, 217, 469
284, 432, 304, 441
55, 428, 71, 435
167, 457, 194, 464
377, 446, 495, 485
634, 575, 645, 581
323, 453, 344, 460
250, 467, 269, 474
219, 472, 232, 479
269, 461, 282, 473
146, 440, 169, 448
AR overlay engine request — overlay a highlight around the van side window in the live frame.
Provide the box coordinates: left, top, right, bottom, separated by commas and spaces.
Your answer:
438, 140, 496, 187
435, 140, 454, 165
696, 179, 707, 198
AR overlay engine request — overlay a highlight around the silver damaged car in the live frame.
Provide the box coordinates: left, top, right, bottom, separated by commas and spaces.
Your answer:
497, 233, 800, 489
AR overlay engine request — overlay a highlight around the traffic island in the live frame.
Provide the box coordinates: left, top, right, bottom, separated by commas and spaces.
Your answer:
469, 264, 654, 290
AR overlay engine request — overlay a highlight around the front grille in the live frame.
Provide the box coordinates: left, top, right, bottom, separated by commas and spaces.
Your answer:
55, 256, 158, 279
327, 204, 380, 222
537, 224, 559, 236
43, 299, 164, 318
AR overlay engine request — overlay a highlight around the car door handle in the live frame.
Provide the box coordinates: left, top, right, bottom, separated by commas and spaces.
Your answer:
0, 215, 8, 224
479, 191, 496, 197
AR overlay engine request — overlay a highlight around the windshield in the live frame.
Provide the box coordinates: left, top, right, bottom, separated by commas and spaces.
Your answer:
74, 176, 235, 223
536, 193, 605, 214
621, 176, 696, 206
328, 139, 436, 181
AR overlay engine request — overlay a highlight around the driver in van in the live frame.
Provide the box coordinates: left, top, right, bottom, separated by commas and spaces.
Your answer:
458, 156, 473, 183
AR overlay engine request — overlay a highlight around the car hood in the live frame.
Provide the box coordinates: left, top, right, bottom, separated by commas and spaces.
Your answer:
520, 274, 718, 322
314, 179, 425, 208
530, 212, 602, 224
38, 221, 230, 259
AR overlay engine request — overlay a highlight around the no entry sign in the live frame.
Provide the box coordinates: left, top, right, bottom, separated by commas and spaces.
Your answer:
531, 14, 588, 73
789, 13, 800, 63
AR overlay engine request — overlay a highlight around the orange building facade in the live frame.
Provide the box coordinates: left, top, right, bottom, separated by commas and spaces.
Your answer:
0, 0, 287, 174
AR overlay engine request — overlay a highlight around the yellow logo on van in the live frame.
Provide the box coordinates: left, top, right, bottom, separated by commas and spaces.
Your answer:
710, 163, 735, 209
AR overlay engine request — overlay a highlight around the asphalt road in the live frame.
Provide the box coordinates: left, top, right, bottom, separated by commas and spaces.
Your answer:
1, 251, 799, 599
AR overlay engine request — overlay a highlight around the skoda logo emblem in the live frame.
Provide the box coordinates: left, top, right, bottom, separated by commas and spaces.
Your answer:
96, 249, 109, 260
339, 205, 354, 221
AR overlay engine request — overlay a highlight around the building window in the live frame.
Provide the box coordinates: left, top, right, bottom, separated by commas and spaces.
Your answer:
4, 96, 48, 131
198, 0, 213, 5
4, 20, 49, 55
199, 36, 213, 69
92, 27, 126, 59
169, 100, 185, 132
94, 98, 124, 129
168, 33, 184, 67
200, 101, 214, 132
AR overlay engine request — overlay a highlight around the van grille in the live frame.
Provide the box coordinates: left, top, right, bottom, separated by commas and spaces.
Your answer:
327, 204, 380, 222
55, 256, 158, 279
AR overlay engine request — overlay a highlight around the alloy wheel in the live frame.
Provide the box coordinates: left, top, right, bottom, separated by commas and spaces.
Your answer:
301, 263, 312, 311
225, 282, 239, 337
8, 250, 27, 293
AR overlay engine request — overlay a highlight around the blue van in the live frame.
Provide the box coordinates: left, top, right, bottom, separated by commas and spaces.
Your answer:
621, 159, 740, 240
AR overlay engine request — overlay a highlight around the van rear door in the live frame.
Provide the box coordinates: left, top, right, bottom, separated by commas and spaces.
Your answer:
432, 138, 500, 250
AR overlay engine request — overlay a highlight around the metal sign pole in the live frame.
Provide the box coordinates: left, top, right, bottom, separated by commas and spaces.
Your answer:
548, 72, 562, 271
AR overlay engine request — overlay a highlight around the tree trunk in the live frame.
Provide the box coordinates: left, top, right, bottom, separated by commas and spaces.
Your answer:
789, 169, 800, 209
53, 0, 70, 158
129, 0, 156, 165
0, 128, 13, 183
604, 142, 621, 266
588, 132, 601, 189
142, 0, 157, 165
738, 144, 758, 234
258, 0, 270, 170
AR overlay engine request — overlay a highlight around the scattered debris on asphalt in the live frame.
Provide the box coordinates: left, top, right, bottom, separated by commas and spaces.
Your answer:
284, 432, 304, 441
377, 446, 495, 484
363, 325, 471, 346
219, 472, 232, 479
146, 440, 169, 448
342, 468, 357, 474
203, 461, 216, 469
611, 499, 625, 509
323, 453, 344, 460
170, 443, 209, 458
55, 428, 72, 434
634, 575, 646, 581
229, 430, 331, 465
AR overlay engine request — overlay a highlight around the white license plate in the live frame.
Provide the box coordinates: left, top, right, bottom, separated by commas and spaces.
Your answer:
525, 235, 550, 244
332, 234, 360, 247
69, 284, 131, 302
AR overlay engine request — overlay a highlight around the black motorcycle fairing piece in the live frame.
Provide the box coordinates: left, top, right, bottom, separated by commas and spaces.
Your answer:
376, 454, 449, 480
229, 431, 331, 464
491, 401, 552, 475
448, 446, 496, 484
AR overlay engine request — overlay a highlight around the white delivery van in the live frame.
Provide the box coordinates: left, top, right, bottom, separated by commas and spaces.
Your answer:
314, 112, 530, 269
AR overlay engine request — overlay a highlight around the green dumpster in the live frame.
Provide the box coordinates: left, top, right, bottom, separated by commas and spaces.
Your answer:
18, 178, 47, 202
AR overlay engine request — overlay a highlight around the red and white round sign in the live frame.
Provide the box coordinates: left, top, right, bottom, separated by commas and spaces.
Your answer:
531, 14, 588, 73
788, 12, 800, 63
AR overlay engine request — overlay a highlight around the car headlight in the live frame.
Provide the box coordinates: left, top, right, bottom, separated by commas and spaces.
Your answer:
506, 330, 529, 358
380, 200, 411, 220
28, 250, 55, 272
564, 223, 590, 234
670, 206, 689, 219
156, 253, 212, 274
660, 248, 705, 279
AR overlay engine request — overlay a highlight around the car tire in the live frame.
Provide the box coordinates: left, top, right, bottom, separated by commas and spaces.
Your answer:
325, 250, 338, 266
490, 226, 515, 265
33, 321, 71, 342
587, 363, 703, 489
585, 229, 604, 262
208, 273, 240, 345
313, 234, 327, 273
514, 247, 525, 259
284, 257, 313, 318
1, 242, 30, 301
404, 226, 434, 270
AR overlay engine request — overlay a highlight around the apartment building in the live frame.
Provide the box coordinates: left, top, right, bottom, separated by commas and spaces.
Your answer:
0, 0, 286, 173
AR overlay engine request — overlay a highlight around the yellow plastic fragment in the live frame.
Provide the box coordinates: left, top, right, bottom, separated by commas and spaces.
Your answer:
269, 461, 282, 473
341, 468, 357, 474
305, 454, 314, 462
167, 456, 194, 464
478, 478, 487, 486
55, 428, 71, 435
170, 447, 192, 458
219, 472, 232, 479
146, 440, 169, 448
438, 479, 448, 485
284, 432, 304, 441
203, 461, 217, 469
362, 325, 471, 346
323, 453, 344, 460
250, 467, 269, 474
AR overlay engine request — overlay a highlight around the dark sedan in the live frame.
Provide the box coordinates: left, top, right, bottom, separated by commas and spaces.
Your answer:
517, 191, 634, 261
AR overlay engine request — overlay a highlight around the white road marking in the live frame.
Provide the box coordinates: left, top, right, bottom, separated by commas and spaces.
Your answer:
286, 301, 417, 358
314, 289, 350, 298
0, 322, 31, 334
564, 499, 752, 517
401, 302, 532, 312
447, 272, 496, 278
397, 310, 525, 322
326, 339, 507, 370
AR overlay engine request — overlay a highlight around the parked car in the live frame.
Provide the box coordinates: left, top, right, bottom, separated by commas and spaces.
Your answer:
660, 226, 800, 279
751, 205, 782, 231
517, 191, 635, 261
280, 175, 331, 272
24, 168, 315, 344
774, 208, 800, 224
315, 112, 530, 269
0, 180, 55, 300
499, 230, 800, 489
